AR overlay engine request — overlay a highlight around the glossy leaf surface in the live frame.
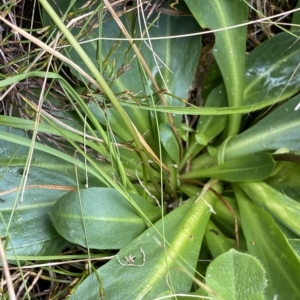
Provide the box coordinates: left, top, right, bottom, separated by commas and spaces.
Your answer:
244, 32, 300, 105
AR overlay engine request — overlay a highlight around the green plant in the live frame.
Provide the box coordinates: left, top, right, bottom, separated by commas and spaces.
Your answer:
1, 0, 300, 299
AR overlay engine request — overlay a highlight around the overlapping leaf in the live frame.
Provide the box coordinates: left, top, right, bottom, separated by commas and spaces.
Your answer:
70, 182, 222, 299
49, 188, 161, 249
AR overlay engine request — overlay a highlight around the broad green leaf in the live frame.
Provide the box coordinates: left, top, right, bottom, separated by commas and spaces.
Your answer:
205, 249, 267, 300
265, 161, 300, 200
159, 123, 179, 164
0, 128, 81, 258
139, 3, 202, 100
0, 126, 118, 189
70, 182, 222, 299
233, 185, 300, 299
184, 0, 248, 134
224, 94, 300, 160
49, 188, 161, 249
244, 32, 300, 105
239, 181, 300, 237
180, 153, 274, 182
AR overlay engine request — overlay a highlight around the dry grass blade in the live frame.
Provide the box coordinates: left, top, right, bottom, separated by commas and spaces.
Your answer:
0, 16, 102, 92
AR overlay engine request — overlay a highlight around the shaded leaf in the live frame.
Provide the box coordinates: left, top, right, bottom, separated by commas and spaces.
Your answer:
205, 249, 267, 300
49, 188, 161, 249
89, 101, 158, 152
291, 1, 300, 31
233, 185, 300, 299
212, 196, 241, 238
195, 85, 227, 143
179, 85, 228, 171
0, 127, 103, 186
159, 123, 179, 163
43, 1, 201, 128
5, 216, 69, 259
224, 94, 300, 160
265, 161, 300, 200
205, 220, 236, 258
